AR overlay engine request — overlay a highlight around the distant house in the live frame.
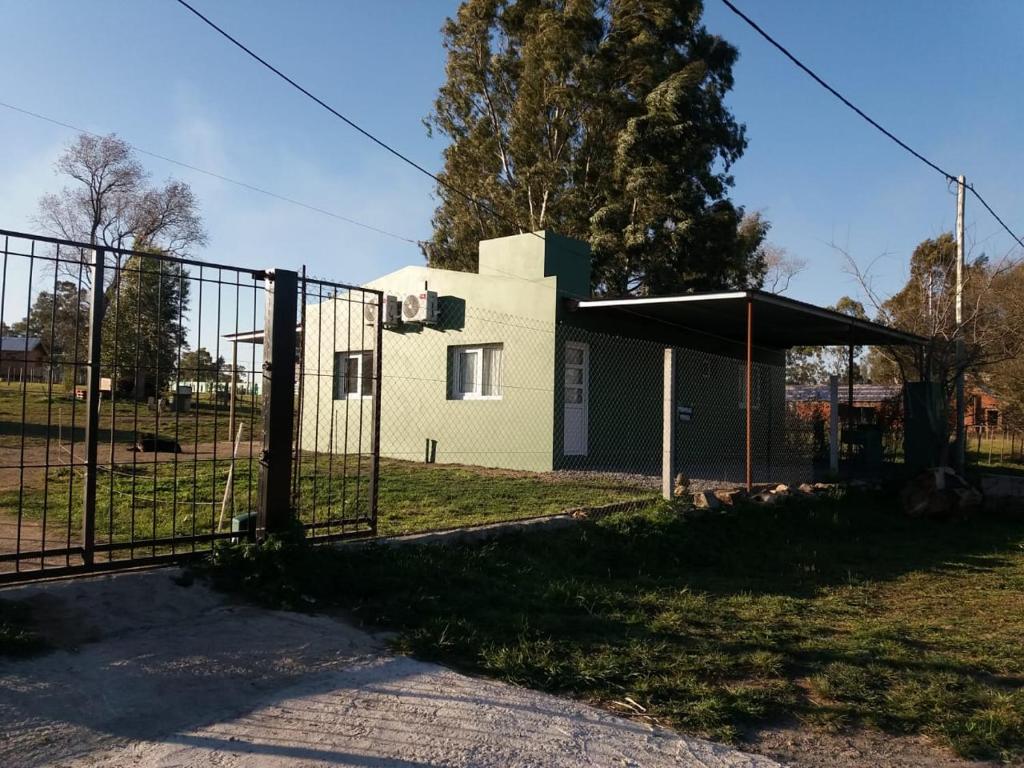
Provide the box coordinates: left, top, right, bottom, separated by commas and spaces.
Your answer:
297, 232, 922, 485
787, 383, 902, 426
787, 380, 1003, 428
0, 336, 49, 383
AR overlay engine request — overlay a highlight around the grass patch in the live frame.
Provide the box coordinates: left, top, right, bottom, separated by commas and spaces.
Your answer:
207, 493, 1024, 760
4, 456, 654, 546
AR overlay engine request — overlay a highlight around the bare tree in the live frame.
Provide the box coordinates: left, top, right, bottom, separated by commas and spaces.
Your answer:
836, 235, 1024, 395
760, 244, 807, 294
34, 134, 206, 279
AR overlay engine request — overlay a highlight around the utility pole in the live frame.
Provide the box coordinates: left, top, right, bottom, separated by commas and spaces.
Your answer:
955, 174, 966, 474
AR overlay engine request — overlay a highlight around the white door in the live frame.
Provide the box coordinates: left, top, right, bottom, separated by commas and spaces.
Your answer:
563, 342, 589, 456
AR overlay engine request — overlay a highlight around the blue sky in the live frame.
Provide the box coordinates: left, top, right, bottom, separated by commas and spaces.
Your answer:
0, 0, 1021, 312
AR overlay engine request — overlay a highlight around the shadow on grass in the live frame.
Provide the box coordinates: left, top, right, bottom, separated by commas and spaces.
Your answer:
207, 491, 1024, 760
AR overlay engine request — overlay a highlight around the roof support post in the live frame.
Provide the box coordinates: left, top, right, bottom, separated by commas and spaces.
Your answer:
829, 374, 840, 475
662, 347, 677, 500
745, 297, 753, 492
848, 341, 855, 432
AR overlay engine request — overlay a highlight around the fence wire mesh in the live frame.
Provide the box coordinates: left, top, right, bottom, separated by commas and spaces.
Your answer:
301, 294, 827, 537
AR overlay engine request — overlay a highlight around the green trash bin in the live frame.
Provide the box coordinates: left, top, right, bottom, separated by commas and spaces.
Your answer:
231, 511, 257, 543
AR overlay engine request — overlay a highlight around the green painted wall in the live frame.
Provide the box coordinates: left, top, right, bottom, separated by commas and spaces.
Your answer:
300, 233, 589, 472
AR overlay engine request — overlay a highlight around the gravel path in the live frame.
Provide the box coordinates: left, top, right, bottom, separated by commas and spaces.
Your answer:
0, 568, 782, 768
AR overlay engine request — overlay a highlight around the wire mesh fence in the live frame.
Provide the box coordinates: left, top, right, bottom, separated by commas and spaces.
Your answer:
300, 294, 827, 538
967, 423, 1024, 470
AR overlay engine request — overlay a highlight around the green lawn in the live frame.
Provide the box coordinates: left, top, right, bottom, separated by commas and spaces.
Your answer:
207, 493, 1024, 761
2, 456, 655, 549
0, 382, 259, 450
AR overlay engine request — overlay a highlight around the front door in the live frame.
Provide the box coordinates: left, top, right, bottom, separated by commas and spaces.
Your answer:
563, 342, 589, 456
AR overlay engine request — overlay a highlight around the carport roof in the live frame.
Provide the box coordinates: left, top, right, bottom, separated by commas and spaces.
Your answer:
573, 290, 926, 348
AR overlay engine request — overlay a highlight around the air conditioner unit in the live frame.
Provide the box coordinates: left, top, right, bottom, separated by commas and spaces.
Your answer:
364, 295, 401, 328
402, 290, 438, 325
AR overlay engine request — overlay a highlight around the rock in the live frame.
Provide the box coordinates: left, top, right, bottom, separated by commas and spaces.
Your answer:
692, 490, 720, 510
798, 483, 816, 494
774, 484, 790, 494
673, 473, 690, 498
751, 490, 781, 505
714, 489, 745, 506
901, 467, 981, 519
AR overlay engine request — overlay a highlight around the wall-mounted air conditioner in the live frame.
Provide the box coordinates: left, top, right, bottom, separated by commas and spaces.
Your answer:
364, 294, 401, 328
401, 291, 438, 325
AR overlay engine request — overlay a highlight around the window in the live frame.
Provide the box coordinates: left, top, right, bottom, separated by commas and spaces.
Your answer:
334, 351, 374, 399
450, 344, 503, 399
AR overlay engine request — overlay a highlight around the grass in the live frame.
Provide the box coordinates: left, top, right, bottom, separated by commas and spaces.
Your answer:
2, 455, 654, 548
0, 381, 259, 450
207, 492, 1024, 761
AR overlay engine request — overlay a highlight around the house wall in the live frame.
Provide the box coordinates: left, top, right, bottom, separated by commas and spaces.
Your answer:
299, 233, 586, 472
554, 316, 790, 483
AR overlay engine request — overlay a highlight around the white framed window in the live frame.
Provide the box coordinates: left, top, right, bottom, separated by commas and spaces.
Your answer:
334, 351, 374, 399
450, 344, 503, 400
738, 367, 765, 410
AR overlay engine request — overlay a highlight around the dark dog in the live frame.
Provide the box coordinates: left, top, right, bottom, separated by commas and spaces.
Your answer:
132, 434, 183, 453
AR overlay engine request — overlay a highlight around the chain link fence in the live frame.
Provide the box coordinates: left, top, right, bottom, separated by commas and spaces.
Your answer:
298, 294, 823, 537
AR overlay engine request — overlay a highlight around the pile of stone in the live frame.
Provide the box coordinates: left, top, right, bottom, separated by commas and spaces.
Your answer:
673, 474, 837, 513
901, 467, 982, 519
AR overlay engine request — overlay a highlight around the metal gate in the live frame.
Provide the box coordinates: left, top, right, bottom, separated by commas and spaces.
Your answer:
0, 228, 380, 583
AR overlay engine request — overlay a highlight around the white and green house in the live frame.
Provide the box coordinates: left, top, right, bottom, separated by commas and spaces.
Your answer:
299, 231, 922, 485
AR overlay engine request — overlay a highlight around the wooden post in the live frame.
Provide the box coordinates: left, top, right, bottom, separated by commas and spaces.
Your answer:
829, 374, 839, 474
745, 297, 753, 492
228, 338, 238, 442
662, 347, 677, 500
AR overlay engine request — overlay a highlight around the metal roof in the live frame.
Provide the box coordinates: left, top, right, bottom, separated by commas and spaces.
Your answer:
573, 290, 926, 348
0, 336, 43, 352
786, 383, 901, 402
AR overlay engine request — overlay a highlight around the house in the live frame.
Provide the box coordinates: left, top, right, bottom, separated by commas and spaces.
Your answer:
787, 383, 903, 426
299, 232, 923, 486
0, 336, 50, 383
787, 381, 1003, 429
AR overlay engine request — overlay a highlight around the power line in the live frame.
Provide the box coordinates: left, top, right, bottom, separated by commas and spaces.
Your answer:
718, 0, 1024, 252
173, 0, 531, 240
0, 99, 422, 247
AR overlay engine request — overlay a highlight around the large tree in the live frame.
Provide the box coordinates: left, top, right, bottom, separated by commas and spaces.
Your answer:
35, 133, 206, 279
425, 0, 766, 295
9, 280, 90, 381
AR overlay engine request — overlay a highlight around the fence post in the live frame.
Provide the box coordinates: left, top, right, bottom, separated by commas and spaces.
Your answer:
257, 269, 298, 539
82, 247, 105, 567
368, 291, 384, 533
661, 347, 677, 500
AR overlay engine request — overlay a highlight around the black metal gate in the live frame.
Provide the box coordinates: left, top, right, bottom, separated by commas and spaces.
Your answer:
0, 228, 380, 583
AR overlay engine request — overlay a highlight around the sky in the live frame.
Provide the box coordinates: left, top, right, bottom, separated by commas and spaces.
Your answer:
0, 0, 1021, 315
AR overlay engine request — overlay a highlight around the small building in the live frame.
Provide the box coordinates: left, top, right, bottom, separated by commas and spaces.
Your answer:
299, 232, 922, 487
0, 336, 50, 383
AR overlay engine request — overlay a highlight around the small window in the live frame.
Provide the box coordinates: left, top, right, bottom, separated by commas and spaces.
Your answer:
334, 351, 374, 399
450, 344, 503, 399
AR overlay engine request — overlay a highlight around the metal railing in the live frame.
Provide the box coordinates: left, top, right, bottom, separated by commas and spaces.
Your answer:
0, 228, 380, 582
